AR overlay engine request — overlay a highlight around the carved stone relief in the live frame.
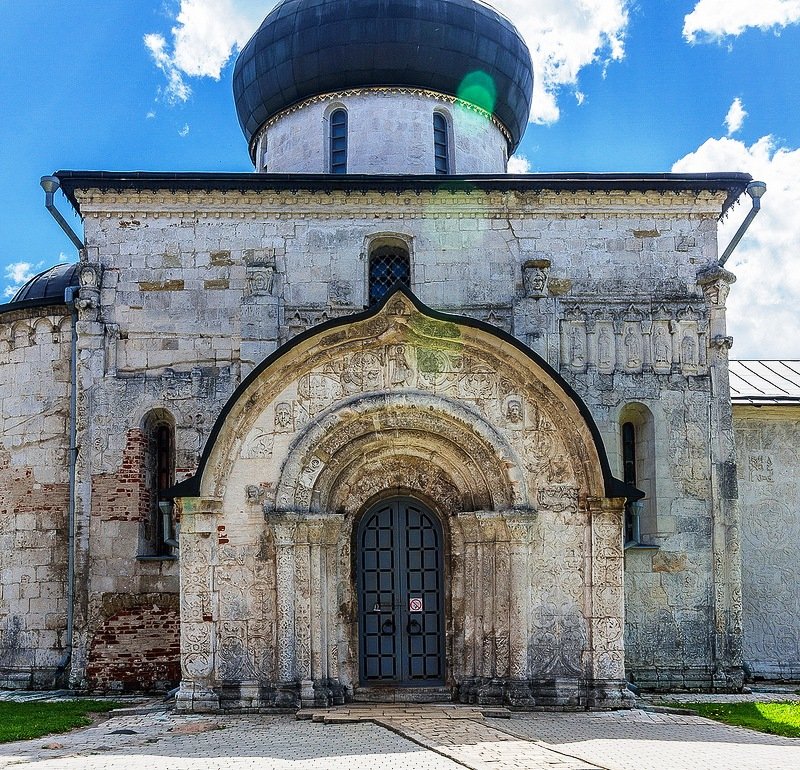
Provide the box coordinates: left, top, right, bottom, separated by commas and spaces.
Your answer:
523, 259, 551, 298
180, 293, 626, 709
559, 302, 706, 376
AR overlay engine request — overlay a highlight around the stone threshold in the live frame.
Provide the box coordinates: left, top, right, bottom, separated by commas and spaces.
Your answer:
297, 703, 512, 724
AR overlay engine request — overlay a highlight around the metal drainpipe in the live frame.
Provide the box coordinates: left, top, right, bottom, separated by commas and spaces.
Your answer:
718, 180, 766, 266
43, 171, 83, 685
54, 286, 78, 685
40, 176, 84, 250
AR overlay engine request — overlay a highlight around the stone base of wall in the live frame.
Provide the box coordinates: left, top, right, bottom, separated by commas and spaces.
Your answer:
176, 677, 635, 712
629, 665, 745, 692
457, 677, 634, 710
745, 661, 800, 682
0, 666, 68, 690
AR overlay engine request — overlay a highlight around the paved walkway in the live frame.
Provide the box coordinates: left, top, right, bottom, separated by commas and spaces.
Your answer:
0, 702, 798, 770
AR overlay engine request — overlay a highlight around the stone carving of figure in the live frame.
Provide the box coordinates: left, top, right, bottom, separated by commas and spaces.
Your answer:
248, 267, 275, 296
92, 432, 108, 467
523, 260, 550, 297
274, 402, 293, 431
624, 327, 642, 367
654, 326, 671, 365
526, 269, 547, 296
506, 397, 523, 424
598, 326, 613, 368
570, 327, 584, 367
681, 334, 697, 366
388, 344, 412, 386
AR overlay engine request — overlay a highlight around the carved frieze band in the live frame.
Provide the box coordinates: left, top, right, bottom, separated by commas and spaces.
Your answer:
560, 303, 708, 375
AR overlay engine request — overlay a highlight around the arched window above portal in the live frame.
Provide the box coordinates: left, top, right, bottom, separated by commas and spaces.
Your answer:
368, 238, 411, 306
619, 403, 657, 545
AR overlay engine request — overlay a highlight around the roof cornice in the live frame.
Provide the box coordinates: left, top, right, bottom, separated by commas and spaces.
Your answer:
55, 171, 752, 219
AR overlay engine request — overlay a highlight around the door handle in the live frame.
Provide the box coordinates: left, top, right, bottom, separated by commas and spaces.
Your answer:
381, 618, 395, 635
407, 618, 422, 635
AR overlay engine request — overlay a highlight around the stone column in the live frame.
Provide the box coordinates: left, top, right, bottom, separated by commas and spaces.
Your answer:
69, 262, 105, 690
270, 513, 298, 706
505, 512, 537, 707
697, 264, 743, 690
175, 497, 223, 712
586, 496, 634, 709
452, 512, 480, 701
296, 514, 345, 707
321, 516, 346, 704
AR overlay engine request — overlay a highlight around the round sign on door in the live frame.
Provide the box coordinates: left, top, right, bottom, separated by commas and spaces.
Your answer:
409, 597, 423, 612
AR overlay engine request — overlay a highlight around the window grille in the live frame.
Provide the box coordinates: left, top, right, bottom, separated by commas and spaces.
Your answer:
433, 113, 450, 174
369, 245, 410, 305
330, 109, 348, 174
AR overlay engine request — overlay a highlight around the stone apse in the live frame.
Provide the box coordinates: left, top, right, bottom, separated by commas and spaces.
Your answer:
174, 290, 635, 711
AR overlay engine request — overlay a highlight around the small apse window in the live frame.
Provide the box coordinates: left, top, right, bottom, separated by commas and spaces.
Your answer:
433, 113, 450, 174
330, 109, 348, 174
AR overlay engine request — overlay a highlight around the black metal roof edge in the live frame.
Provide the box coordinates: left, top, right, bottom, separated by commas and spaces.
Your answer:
0, 296, 69, 317
167, 285, 629, 501
731, 397, 800, 404
55, 170, 752, 218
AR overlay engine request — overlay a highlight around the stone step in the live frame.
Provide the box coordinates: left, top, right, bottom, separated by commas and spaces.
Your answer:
352, 686, 452, 703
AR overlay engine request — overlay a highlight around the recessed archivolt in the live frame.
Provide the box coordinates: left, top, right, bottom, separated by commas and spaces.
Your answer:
197, 290, 610, 505
275, 392, 524, 515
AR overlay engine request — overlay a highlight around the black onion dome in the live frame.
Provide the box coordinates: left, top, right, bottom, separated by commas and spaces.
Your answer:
7, 263, 79, 305
233, 0, 533, 155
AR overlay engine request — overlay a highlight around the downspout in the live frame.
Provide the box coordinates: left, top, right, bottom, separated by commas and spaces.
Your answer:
718, 180, 766, 266
40, 176, 84, 250
55, 285, 78, 685
40, 174, 82, 686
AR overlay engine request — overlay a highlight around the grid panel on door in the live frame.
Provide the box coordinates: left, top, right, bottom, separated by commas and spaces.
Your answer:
360, 504, 398, 680
358, 498, 445, 685
403, 504, 444, 680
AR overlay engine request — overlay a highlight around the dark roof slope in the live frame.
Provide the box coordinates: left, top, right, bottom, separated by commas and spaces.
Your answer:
232, 0, 534, 155
1, 262, 78, 313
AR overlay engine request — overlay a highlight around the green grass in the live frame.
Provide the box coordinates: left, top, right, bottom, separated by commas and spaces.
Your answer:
674, 701, 800, 739
0, 700, 121, 743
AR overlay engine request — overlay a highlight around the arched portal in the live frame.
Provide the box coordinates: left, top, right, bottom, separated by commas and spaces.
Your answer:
357, 497, 445, 686
173, 288, 635, 713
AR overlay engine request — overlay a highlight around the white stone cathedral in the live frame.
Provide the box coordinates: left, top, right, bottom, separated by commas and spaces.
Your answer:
1, 0, 797, 710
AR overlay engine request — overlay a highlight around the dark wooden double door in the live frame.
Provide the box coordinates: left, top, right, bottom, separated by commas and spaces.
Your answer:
357, 498, 445, 685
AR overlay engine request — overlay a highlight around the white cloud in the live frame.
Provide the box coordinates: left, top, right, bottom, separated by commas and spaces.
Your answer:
493, 0, 629, 123
724, 97, 747, 135
683, 0, 800, 43
507, 154, 532, 174
144, 32, 191, 104
145, 0, 629, 124
4, 261, 42, 299
673, 135, 800, 358
179, 123, 190, 137
145, 0, 270, 103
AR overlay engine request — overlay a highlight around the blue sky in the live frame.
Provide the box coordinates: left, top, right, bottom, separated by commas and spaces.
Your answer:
2, 0, 798, 357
